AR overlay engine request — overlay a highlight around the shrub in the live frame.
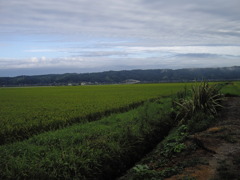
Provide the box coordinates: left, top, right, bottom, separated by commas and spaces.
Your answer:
175, 81, 223, 124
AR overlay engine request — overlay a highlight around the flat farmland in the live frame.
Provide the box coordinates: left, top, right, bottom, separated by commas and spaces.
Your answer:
0, 81, 237, 179
0, 83, 188, 144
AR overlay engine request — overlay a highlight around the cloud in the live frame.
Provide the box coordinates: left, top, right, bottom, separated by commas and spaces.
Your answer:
1, 0, 240, 44
175, 53, 221, 58
2, 44, 236, 73
1, 50, 240, 72
122, 45, 240, 57
24, 45, 240, 58
0, 0, 240, 76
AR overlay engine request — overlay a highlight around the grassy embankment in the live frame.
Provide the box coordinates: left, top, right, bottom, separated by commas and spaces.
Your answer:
121, 81, 240, 179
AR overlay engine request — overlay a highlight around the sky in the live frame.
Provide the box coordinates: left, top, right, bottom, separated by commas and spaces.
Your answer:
0, 0, 240, 77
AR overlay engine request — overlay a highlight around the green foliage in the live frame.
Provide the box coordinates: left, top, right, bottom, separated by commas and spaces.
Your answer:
1, 81, 233, 179
221, 81, 240, 96
0, 99, 174, 179
122, 82, 233, 180
1, 67, 240, 86
122, 125, 189, 179
187, 111, 215, 133
0, 83, 186, 144
160, 125, 188, 158
175, 81, 223, 124
133, 164, 150, 172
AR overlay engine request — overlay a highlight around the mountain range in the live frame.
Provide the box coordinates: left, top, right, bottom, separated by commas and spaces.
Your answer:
1, 66, 240, 86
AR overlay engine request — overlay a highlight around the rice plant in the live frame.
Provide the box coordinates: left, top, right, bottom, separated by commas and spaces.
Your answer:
0, 99, 173, 179
0, 83, 187, 144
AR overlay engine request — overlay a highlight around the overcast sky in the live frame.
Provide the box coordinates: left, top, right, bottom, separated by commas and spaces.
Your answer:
1, 0, 240, 76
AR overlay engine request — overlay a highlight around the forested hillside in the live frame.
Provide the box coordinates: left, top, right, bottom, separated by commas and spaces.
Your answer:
1, 66, 240, 86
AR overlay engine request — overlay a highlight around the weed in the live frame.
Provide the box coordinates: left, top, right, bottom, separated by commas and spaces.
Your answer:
175, 81, 223, 124
133, 164, 150, 172
187, 111, 215, 133
160, 125, 188, 158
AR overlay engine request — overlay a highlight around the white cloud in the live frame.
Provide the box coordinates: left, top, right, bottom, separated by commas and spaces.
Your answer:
126, 46, 240, 56
1, 0, 240, 76
1, 0, 240, 44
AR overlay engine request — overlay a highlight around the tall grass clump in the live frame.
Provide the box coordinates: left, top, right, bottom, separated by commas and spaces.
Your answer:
175, 82, 223, 129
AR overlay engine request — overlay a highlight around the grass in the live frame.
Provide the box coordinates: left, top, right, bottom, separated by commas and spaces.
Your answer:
120, 125, 192, 180
0, 83, 188, 144
0, 98, 174, 179
121, 81, 228, 179
221, 81, 240, 96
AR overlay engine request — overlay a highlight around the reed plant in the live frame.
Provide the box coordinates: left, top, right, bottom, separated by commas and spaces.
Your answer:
175, 81, 223, 124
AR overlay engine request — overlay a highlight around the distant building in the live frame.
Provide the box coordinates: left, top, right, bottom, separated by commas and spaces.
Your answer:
123, 79, 140, 84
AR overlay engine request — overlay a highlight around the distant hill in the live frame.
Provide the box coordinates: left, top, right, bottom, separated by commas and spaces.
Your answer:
0, 66, 240, 86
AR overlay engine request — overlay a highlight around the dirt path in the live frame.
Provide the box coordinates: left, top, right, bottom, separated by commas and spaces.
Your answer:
167, 97, 240, 180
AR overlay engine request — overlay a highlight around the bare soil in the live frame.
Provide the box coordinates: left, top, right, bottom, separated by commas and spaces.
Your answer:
166, 97, 240, 180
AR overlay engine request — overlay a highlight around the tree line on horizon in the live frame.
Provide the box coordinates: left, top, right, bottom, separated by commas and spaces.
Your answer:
0, 66, 240, 86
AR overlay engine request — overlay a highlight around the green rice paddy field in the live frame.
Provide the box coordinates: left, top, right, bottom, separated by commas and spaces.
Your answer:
0, 83, 189, 144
